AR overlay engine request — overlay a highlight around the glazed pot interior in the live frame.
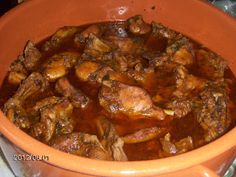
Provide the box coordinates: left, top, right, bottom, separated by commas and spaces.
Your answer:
0, 0, 236, 176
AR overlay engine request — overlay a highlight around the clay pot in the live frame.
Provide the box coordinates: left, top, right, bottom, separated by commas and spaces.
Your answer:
0, 0, 235, 176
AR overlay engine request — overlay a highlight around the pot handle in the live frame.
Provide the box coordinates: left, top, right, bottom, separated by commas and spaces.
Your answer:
192, 165, 219, 177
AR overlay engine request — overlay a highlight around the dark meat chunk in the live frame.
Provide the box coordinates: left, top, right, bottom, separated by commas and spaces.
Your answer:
8, 71, 27, 85
51, 133, 111, 160
3, 98, 30, 129
128, 15, 151, 35
194, 80, 231, 142
160, 133, 193, 156
42, 26, 78, 51
151, 22, 177, 40
22, 41, 41, 71
43, 52, 79, 81
96, 117, 127, 161
13, 72, 48, 101
166, 37, 194, 66
55, 77, 89, 108
174, 65, 206, 98
84, 34, 112, 58
99, 80, 166, 120
167, 99, 192, 118
103, 21, 128, 38
113, 53, 128, 72
196, 49, 227, 80
74, 24, 102, 44
122, 126, 167, 144
31, 97, 74, 142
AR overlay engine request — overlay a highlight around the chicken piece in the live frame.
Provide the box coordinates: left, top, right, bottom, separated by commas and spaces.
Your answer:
174, 65, 206, 98
8, 71, 27, 85
122, 127, 167, 144
74, 24, 102, 44
128, 15, 151, 35
96, 117, 127, 161
33, 96, 62, 112
22, 40, 42, 71
103, 21, 128, 38
194, 80, 230, 142
84, 34, 112, 58
3, 98, 30, 129
196, 49, 227, 80
31, 97, 74, 142
43, 52, 79, 81
151, 22, 177, 40
99, 80, 166, 120
167, 99, 192, 118
106, 36, 144, 54
51, 133, 111, 160
13, 72, 48, 101
75, 61, 101, 82
113, 53, 128, 72
43, 26, 78, 51
166, 37, 194, 66
160, 133, 193, 156
55, 77, 89, 108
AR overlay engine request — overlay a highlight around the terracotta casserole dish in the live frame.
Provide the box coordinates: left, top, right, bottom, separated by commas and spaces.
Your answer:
0, 0, 235, 176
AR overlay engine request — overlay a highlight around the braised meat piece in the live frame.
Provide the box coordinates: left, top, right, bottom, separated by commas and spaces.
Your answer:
43, 52, 79, 81
96, 117, 128, 161
160, 133, 193, 156
55, 77, 89, 108
167, 99, 193, 118
194, 80, 231, 142
51, 133, 111, 160
31, 97, 74, 142
42, 26, 78, 51
196, 49, 227, 80
174, 65, 206, 98
128, 15, 151, 35
99, 80, 166, 120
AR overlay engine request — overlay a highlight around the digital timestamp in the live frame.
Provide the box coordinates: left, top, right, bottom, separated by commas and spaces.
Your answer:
13, 154, 49, 161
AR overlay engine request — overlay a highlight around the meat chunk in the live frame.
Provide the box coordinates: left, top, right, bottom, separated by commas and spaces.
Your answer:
166, 37, 194, 66
55, 77, 89, 108
151, 22, 177, 40
43, 52, 79, 81
160, 133, 193, 156
74, 24, 102, 44
84, 34, 112, 58
22, 41, 42, 71
194, 80, 231, 142
51, 133, 111, 160
167, 99, 192, 118
122, 126, 167, 144
13, 72, 48, 101
99, 80, 166, 120
96, 117, 127, 161
196, 49, 227, 80
31, 97, 74, 142
128, 15, 151, 35
174, 65, 206, 98
42, 26, 78, 51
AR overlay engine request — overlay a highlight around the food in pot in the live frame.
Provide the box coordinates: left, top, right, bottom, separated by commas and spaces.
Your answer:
0, 15, 235, 161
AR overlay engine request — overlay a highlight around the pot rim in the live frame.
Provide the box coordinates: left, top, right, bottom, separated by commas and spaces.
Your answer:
0, 0, 236, 176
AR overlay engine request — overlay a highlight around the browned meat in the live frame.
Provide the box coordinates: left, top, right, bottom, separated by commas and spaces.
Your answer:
103, 21, 128, 38
51, 133, 111, 160
96, 117, 127, 161
167, 99, 192, 118
3, 98, 30, 129
174, 65, 206, 98
22, 41, 42, 71
42, 26, 78, 51
55, 77, 89, 108
31, 97, 74, 142
196, 49, 227, 80
43, 52, 79, 81
128, 15, 151, 35
151, 22, 177, 40
166, 37, 194, 66
160, 133, 193, 156
74, 24, 102, 44
99, 80, 166, 120
122, 127, 167, 144
194, 80, 231, 142
84, 34, 112, 58
8, 71, 27, 85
